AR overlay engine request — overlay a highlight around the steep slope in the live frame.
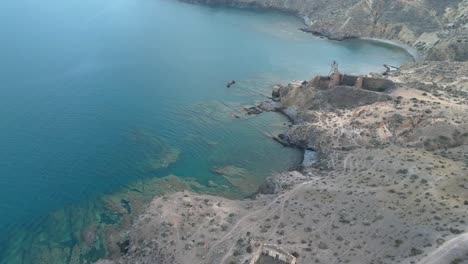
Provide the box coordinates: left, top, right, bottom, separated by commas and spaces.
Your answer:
97, 62, 468, 264
95, 1, 468, 264
182, 0, 468, 61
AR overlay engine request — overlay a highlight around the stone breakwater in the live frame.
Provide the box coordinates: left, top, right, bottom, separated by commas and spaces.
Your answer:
181, 0, 468, 61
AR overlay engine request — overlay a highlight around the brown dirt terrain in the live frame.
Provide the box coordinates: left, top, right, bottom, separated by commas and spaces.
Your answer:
97, 61, 468, 264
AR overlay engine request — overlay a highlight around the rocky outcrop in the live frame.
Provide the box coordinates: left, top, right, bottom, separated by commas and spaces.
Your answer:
279, 83, 393, 111
97, 62, 468, 264
278, 62, 468, 164
93, 1, 468, 263
182, 0, 468, 61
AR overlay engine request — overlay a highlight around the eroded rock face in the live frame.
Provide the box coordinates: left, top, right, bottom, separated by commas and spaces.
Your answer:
97, 61, 468, 264
281, 62, 468, 164
182, 0, 468, 61
426, 31, 468, 61
280, 84, 392, 111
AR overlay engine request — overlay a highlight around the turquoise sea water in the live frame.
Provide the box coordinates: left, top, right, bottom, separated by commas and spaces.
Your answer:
0, 0, 412, 262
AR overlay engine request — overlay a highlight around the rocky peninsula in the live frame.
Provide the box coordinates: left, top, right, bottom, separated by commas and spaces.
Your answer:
97, 1, 468, 263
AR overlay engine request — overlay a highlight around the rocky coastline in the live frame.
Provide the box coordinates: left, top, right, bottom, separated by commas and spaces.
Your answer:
97, 64, 468, 263
96, 1, 468, 264
298, 27, 359, 42
182, 0, 467, 61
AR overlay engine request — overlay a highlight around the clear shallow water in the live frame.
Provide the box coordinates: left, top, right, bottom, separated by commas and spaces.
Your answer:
0, 0, 411, 262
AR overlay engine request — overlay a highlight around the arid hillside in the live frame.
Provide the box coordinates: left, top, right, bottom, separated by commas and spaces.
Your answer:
98, 61, 468, 263
183, 0, 468, 61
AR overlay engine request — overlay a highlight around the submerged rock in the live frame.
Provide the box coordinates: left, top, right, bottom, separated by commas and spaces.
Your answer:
92, 61, 468, 264
272, 133, 294, 147
82, 225, 97, 248
257, 100, 283, 112
146, 147, 180, 170
212, 165, 261, 194
243, 105, 263, 115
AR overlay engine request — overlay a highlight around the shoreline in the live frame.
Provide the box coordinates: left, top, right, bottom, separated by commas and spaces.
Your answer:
181, 0, 425, 63
297, 27, 421, 63
98, 1, 468, 263
296, 14, 422, 62
99, 59, 468, 264
2, 0, 466, 263
358, 37, 422, 62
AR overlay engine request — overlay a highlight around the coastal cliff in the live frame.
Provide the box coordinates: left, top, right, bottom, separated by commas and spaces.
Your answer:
96, 1, 468, 264
97, 61, 468, 264
182, 0, 468, 61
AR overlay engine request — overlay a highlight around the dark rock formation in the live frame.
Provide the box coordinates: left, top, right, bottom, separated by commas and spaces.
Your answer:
299, 27, 358, 41
277, 76, 393, 111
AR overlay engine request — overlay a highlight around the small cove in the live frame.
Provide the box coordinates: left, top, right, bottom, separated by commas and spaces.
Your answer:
0, 0, 412, 262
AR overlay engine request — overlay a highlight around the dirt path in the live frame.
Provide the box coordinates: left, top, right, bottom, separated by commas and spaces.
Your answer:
209, 181, 313, 263
418, 233, 468, 264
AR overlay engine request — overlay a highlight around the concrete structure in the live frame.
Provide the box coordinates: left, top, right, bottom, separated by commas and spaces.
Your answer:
355, 76, 395, 92
309, 72, 395, 92
250, 244, 297, 264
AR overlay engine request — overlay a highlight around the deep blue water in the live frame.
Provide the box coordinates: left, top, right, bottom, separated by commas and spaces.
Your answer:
0, 0, 411, 262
